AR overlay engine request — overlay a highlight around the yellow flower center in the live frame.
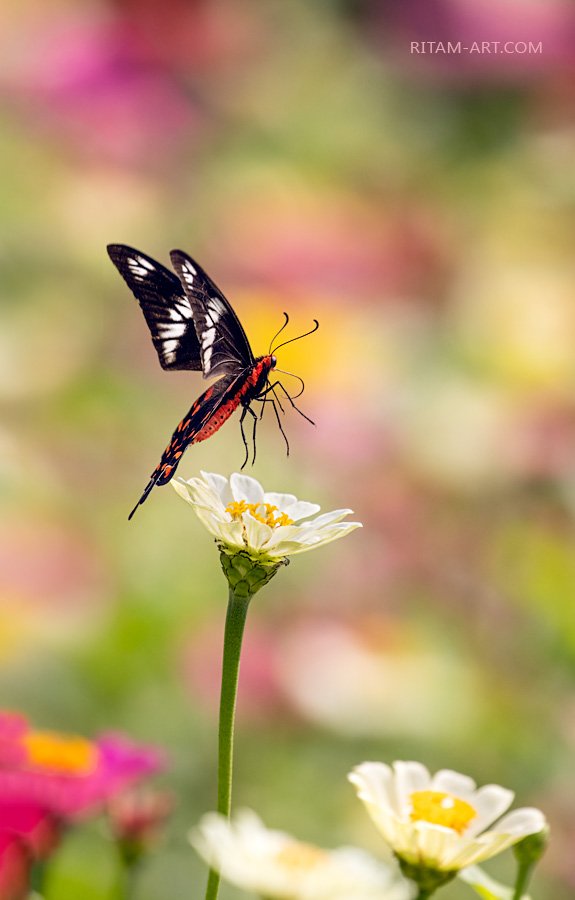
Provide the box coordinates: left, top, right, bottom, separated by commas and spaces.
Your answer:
275, 841, 327, 871
410, 790, 476, 835
225, 500, 294, 528
23, 730, 98, 775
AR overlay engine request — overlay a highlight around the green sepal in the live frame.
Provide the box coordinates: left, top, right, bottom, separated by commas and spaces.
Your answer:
218, 544, 288, 601
396, 855, 457, 898
513, 826, 549, 867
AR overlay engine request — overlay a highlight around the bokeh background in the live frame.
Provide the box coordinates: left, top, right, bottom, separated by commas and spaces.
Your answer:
1, 0, 575, 897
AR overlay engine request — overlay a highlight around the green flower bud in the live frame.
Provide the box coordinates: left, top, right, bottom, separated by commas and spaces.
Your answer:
396, 855, 457, 896
218, 545, 288, 601
513, 824, 550, 867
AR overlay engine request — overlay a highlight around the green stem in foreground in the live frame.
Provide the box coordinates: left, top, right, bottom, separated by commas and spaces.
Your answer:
204, 586, 251, 900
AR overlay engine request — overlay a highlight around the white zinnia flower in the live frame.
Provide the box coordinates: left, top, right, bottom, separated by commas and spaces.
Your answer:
172, 472, 361, 560
191, 810, 412, 900
349, 761, 546, 873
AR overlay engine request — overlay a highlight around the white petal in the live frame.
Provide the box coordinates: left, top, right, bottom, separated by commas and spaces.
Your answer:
188, 481, 228, 516
431, 769, 476, 797
200, 471, 231, 503
262, 491, 298, 510
264, 540, 309, 558
171, 478, 195, 505
393, 761, 431, 815
211, 516, 245, 548
386, 818, 420, 860
280, 500, 321, 521
447, 831, 516, 868
230, 473, 264, 504
243, 513, 273, 550
262, 524, 306, 549
286, 523, 362, 553
297, 509, 355, 530
349, 762, 396, 812
413, 821, 461, 870
464, 785, 515, 837
488, 807, 547, 838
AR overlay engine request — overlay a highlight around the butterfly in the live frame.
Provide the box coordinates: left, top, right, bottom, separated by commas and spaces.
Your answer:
107, 245, 318, 519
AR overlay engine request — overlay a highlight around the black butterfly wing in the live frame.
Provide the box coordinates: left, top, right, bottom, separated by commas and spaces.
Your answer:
128, 372, 242, 519
170, 249, 254, 379
107, 244, 202, 371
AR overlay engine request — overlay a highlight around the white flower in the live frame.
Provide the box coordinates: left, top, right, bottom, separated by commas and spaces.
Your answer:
191, 810, 412, 900
349, 761, 546, 873
172, 472, 361, 559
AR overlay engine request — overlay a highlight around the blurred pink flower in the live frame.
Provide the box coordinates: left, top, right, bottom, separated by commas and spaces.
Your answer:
107, 787, 174, 862
381, 0, 575, 82
0, 521, 104, 614
0, 712, 164, 819
114, 0, 264, 73
0, 830, 29, 900
0, 800, 60, 862
506, 404, 575, 482
0, 15, 199, 166
217, 192, 448, 304
0, 520, 107, 661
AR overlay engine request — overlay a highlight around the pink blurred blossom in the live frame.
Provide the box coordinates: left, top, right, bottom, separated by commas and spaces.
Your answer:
0, 831, 29, 900
0, 521, 104, 617
0, 800, 60, 862
0, 16, 199, 166
218, 193, 449, 304
107, 787, 174, 861
114, 0, 264, 74
505, 404, 575, 481
0, 712, 164, 819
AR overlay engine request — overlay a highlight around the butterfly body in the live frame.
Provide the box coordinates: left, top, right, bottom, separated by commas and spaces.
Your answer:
153, 354, 276, 485
107, 243, 301, 519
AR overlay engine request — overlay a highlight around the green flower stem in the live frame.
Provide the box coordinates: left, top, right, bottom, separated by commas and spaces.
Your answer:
119, 860, 140, 900
30, 859, 48, 895
512, 827, 549, 900
512, 862, 534, 900
203, 547, 286, 900
204, 584, 252, 900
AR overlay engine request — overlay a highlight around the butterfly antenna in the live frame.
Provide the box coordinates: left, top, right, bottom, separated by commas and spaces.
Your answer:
271, 319, 319, 354
273, 368, 306, 400
268, 312, 289, 354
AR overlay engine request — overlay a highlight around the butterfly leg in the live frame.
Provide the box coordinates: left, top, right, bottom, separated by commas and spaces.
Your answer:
257, 382, 286, 414
269, 397, 290, 456
239, 406, 250, 470
266, 381, 315, 426
247, 404, 258, 465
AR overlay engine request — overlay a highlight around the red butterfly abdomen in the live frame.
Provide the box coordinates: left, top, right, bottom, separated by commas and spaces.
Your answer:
192, 395, 242, 444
